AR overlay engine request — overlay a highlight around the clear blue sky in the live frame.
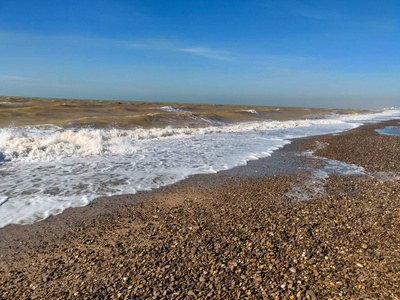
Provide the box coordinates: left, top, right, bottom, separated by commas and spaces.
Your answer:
1, 0, 399, 108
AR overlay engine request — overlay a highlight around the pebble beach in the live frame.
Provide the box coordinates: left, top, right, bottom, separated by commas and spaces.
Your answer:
1, 119, 399, 299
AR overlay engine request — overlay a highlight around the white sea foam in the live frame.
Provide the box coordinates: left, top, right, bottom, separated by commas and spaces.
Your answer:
286, 158, 365, 202
0, 109, 399, 227
159, 106, 188, 113
0, 118, 353, 163
242, 109, 259, 114
0, 197, 9, 206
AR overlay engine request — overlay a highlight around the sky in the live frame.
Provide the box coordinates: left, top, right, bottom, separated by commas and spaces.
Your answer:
0, 0, 399, 109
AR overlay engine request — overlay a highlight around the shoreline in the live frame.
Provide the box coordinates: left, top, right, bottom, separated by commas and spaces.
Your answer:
1, 119, 400, 299
1, 102, 398, 229
0, 124, 315, 254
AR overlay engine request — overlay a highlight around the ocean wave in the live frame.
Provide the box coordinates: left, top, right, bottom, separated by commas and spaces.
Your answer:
159, 106, 189, 113
241, 109, 259, 114
0, 102, 19, 105
0, 109, 399, 227
1, 110, 399, 163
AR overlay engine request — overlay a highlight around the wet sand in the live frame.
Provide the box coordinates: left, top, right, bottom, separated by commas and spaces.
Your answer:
0, 96, 367, 128
1, 120, 400, 299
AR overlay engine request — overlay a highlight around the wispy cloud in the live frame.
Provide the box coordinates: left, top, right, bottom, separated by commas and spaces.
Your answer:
179, 47, 233, 61
124, 38, 179, 50
125, 39, 233, 61
1, 30, 314, 68
0, 75, 30, 81
0, 30, 320, 71
1, 31, 234, 62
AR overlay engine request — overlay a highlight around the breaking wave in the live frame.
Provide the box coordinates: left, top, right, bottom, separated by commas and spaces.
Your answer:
0, 109, 399, 227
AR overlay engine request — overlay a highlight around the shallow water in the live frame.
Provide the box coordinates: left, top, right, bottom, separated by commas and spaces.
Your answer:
0, 97, 399, 227
375, 125, 400, 136
0, 96, 366, 128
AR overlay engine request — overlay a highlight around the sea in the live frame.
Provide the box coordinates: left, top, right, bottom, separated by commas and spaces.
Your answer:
1, 97, 399, 228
